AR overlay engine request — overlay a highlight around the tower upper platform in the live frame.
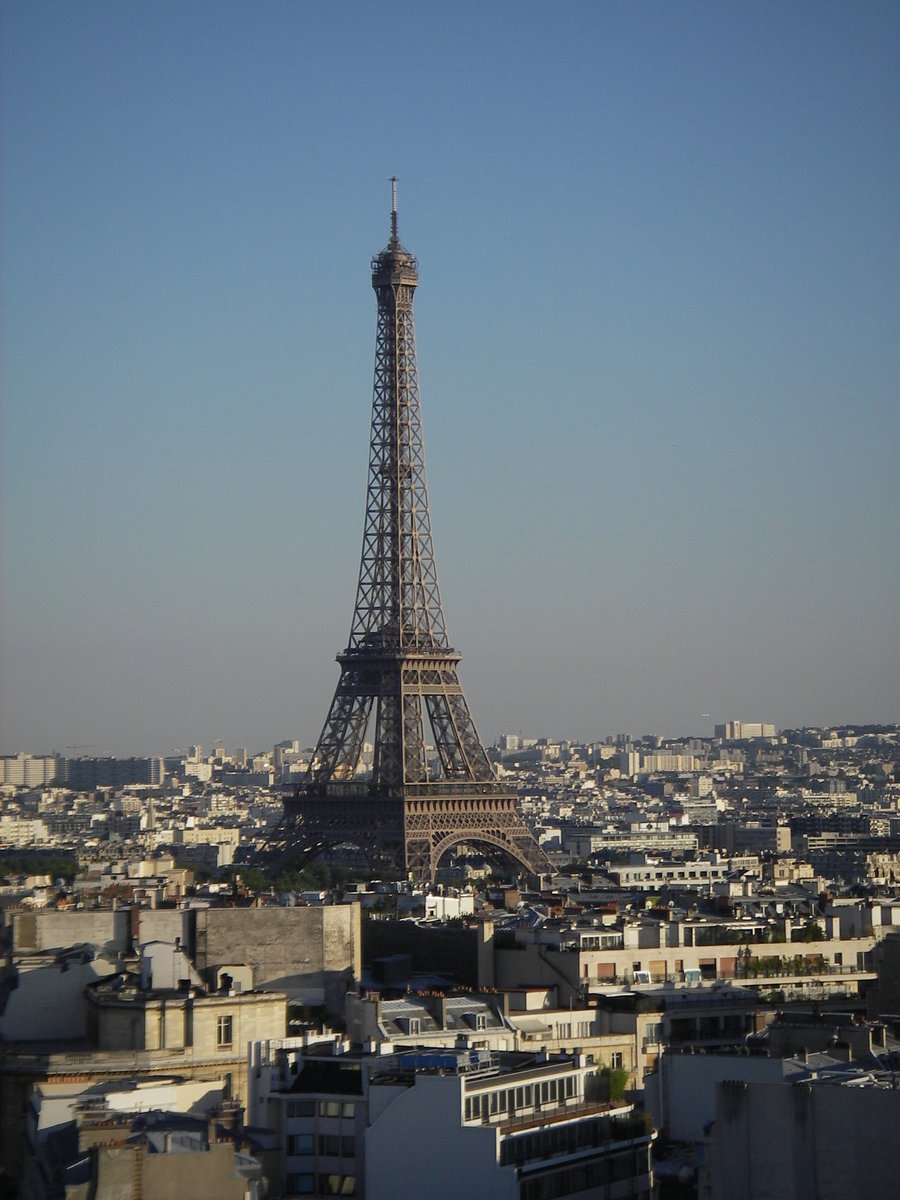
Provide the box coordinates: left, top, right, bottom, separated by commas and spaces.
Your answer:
371, 177, 418, 285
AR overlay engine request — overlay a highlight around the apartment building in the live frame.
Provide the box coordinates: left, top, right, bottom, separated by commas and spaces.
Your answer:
254, 1045, 654, 1199
606, 852, 759, 891
344, 988, 637, 1087
0, 935, 287, 1180
485, 915, 879, 1004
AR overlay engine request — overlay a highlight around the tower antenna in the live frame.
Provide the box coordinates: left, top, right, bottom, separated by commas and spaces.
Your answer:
390, 175, 398, 242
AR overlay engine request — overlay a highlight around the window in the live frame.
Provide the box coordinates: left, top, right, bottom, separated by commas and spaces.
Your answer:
216, 1015, 233, 1049
287, 1100, 315, 1118
319, 1174, 355, 1196
341, 1102, 356, 1118
319, 1101, 342, 1118
287, 1174, 314, 1194
611, 1052, 624, 1070
319, 1134, 341, 1156
288, 1133, 314, 1155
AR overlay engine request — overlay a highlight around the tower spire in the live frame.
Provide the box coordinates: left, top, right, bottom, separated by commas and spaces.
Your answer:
390, 175, 398, 244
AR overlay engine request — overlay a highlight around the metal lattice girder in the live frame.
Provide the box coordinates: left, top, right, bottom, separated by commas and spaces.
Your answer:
271, 187, 550, 882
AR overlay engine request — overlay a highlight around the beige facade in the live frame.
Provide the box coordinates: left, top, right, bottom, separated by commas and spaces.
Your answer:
62, 1107, 262, 1200
487, 922, 877, 1003
5, 901, 363, 1015
87, 983, 287, 1055
193, 903, 362, 1012
1, 980, 286, 1180
68, 1140, 252, 1200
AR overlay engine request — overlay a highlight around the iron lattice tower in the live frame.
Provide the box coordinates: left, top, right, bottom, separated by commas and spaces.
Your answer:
271, 183, 549, 882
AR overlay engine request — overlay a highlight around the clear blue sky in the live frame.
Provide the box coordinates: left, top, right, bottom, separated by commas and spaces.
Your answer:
2, 1, 897, 757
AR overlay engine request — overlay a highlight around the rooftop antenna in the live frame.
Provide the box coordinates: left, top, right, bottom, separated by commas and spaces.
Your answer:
390, 175, 398, 242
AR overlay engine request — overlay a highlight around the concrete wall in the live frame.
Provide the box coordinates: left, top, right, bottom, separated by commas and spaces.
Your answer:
8, 905, 362, 1014
0, 954, 120, 1040
366, 1074, 515, 1200
78, 1140, 248, 1200
136, 909, 191, 948
193, 904, 361, 1013
9, 909, 130, 955
706, 1080, 900, 1200
645, 1052, 786, 1141
868, 930, 900, 1018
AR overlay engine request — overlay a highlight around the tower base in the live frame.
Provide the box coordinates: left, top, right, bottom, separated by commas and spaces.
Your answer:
267, 783, 550, 883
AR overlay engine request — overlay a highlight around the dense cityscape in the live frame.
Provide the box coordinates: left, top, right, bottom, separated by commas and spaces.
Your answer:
5, 173, 897, 1200
2, 720, 899, 1198
3, 7, 895, 1198
4, 144, 898, 1200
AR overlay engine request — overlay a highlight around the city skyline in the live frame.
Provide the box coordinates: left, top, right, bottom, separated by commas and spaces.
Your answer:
2, 3, 898, 757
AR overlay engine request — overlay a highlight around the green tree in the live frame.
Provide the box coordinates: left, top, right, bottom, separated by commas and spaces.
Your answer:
795, 921, 824, 943
600, 1066, 629, 1101
0, 853, 78, 881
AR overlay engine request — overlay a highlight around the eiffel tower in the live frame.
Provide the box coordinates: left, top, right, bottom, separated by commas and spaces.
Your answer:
269, 182, 549, 883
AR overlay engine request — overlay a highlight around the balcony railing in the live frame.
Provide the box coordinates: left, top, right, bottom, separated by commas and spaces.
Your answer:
500, 1108, 652, 1168
581, 962, 875, 992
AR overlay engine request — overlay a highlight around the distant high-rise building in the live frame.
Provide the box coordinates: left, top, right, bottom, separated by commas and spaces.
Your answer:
58, 756, 165, 789
0, 753, 59, 786
714, 720, 775, 741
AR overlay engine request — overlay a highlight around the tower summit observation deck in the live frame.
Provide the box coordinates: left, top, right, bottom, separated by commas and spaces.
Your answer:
268, 182, 548, 882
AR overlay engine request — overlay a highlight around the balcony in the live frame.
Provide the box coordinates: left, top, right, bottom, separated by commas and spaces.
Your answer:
499, 1105, 652, 1168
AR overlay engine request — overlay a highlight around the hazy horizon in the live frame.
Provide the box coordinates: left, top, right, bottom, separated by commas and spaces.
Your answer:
2, 3, 897, 759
